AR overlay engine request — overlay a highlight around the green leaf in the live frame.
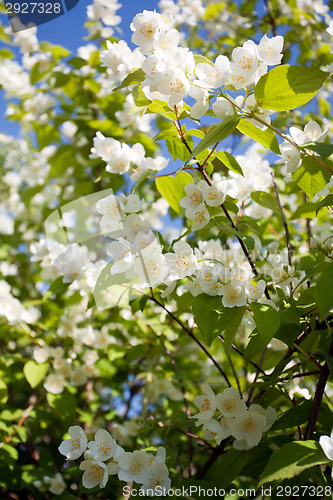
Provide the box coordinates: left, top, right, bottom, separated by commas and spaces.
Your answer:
293, 156, 331, 200
47, 390, 76, 424
315, 263, 333, 320
215, 151, 243, 175
23, 361, 49, 389
34, 124, 59, 150
203, 2, 224, 20
290, 202, 317, 219
316, 194, 333, 215
187, 115, 240, 162
165, 134, 193, 161
301, 142, 333, 159
271, 400, 312, 431
194, 54, 214, 66
132, 85, 151, 107
155, 172, 193, 215
237, 119, 280, 154
250, 302, 280, 338
52, 72, 71, 88
213, 448, 256, 488
258, 440, 328, 486
153, 129, 179, 141
255, 65, 329, 111
113, 68, 145, 91
251, 191, 280, 214
192, 295, 245, 348
0, 48, 13, 58
223, 305, 247, 355
0, 380, 8, 405
67, 57, 87, 69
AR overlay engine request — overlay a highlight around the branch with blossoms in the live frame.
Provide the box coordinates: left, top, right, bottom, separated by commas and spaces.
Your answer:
2, 0, 333, 498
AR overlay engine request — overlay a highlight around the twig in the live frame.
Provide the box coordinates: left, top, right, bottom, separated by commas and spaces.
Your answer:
218, 335, 267, 376
304, 339, 333, 439
271, 171, 294, 293
149, 294, 232, 387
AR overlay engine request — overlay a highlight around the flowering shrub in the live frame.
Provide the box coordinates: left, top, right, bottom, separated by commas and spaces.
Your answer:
1, 0, 333, 498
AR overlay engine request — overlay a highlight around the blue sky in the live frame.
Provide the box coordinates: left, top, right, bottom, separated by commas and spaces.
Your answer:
0, 0, 159, 134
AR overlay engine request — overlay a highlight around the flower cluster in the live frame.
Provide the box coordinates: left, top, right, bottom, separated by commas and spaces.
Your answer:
192, 384, 276, 449
126, 9, 283, 115
90, 132, 168, 178
96, 192, 271, 306
86, 0, 122, 39
0, 280, 40, 324
33, 473, 66, 496
280, 120, 327, 173
58, 426, 171, 494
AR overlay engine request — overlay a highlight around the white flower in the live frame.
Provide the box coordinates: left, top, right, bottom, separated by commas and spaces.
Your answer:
121, 194, 144, 213
202, 419, 225, 444
96, 194, 124, 233
192, 383, 217, 425
233, 410, 267, 447
87, 429, 118, 462
197, 265, 219, 286
49, 473, 66, 495
216, 387, 247, 417
245, 280, 266, 301
123, 214, 151, 242
164, 241, 198, 280
140, 462, 172, 495
196, 55, 230, 88
131, 11, 162, 54
69, 366, 87, 386
319, 430, 333, 465
107, 444, 125, 475
58, 426, 88, 460
133, 252, 168, 287
243, 94, 273, 130
155, 28, 180, 52
107, 238, 134, 274
200, 181, 225, 206
221, 282, 246, 308
118, 450, 150, 483
44, 373, 65, 394
220, 414, 236, 439
80, 459, 109, 489
258, 34, 284, 65
213, 96, 237, 119
280, 141, 301, 174
33, 347, 49, 364
303, 121, 327, 143
229, 40, 258, 89
53, 244, 91, 282
249, 404, 276, 431
90, 132, 121, 162
186, 204, 210, 231
142, 54, 167, 85
158, 68, 191, 106
180, 183, 204, 210
188, 82, 210, 119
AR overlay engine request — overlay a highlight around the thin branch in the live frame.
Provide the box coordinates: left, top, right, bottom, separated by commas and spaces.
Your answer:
264, 0, 277, 36
271, 171, 294, 293
271, 172, 293, 268
304, 338, 333, 439
149, 294, 232, 387
246, 346, 268, 405
228, 354, 242, 395
218, 335, 267, 376
149, 324, 195, 477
